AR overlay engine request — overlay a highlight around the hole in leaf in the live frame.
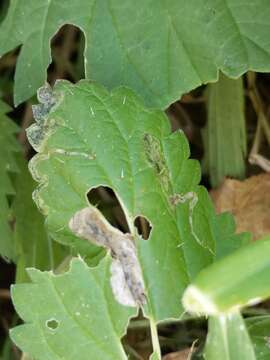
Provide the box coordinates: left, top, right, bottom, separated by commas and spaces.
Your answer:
134, 215, 152, 240
48, 24, 85, 84
87, 186, 129, 233
122, 312, 153, 359
0, 1, 10, 22
46, 318, 59, 330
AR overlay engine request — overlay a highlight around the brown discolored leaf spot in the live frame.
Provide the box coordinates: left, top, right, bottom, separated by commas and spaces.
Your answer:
162, 348, 191, 360
211, 173, 270, 240
69, 206, 146, 307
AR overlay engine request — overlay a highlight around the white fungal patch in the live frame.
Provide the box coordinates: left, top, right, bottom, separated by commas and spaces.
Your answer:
69, 206, 146, 307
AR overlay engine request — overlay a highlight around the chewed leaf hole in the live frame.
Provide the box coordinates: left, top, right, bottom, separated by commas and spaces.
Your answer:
48, 24, 85, 82
46, 318, 59, 330
134, 216, 152, 240
87, 186, 129, 233
122, 313, 153, 358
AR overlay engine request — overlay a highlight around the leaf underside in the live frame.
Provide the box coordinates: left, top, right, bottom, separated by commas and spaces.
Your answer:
1, 1, 270, 107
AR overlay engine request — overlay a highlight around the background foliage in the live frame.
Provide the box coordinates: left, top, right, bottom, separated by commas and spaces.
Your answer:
0, 0, 270, 359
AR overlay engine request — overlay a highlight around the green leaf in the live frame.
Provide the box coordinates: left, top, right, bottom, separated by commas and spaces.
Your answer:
0, 99, 20, 261
12, 155, 68, 283
0, 99, 68, 271
10, 256, 136, 360
202, 73, 246, 187
213, 212, 251, 260
204, 312, 256, 360
24, 80, 243, 322
182, 235, 270, 315
1, 1, 270, 107
246, 315, 270, 359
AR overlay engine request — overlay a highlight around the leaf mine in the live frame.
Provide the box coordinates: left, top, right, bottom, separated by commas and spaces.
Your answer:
170, 192, 208, 250
143, 133, 170, 192
69, 206, 146, 307
25, 81, 243, 321
27, 83, 62, 152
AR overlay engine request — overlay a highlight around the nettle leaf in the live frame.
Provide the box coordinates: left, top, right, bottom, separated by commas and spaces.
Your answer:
1, 1, 270, 107
0, 98, 67, 270
213, 212, 250, 260
205, 312, 256, 360
10, 257, 136, 360
12, 155, 68, 283
0, 100, 20, 260
26, 80, 241, 321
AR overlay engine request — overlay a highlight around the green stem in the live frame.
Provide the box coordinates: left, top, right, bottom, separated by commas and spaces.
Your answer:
149, 317, 161, 359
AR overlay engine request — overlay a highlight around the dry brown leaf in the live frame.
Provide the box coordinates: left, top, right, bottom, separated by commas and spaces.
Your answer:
162, 348, 190, 360
210, 173, 270, 240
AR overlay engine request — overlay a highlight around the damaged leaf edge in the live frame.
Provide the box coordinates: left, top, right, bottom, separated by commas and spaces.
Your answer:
9, 256, 139, 360
9, 255, 139, 334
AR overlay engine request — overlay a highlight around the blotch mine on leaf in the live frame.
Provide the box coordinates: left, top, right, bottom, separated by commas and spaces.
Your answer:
143, 133, 170, 192
27, 83, 61, 152
110, 258, 137, 307
32, 83, 56, 124
170, 192, 212, 252
69, 206, 146, 307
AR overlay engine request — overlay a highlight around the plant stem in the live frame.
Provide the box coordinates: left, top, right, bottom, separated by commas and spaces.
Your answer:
149, 317, 161, 359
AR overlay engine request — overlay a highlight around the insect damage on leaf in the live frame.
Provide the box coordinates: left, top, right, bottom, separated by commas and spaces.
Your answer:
46, 318, 60, 330
143, 133, 170, 192
32, 83, 56, 122
69, 206, 146, 308
27, 83, 62, 152
170, 192, 212, 252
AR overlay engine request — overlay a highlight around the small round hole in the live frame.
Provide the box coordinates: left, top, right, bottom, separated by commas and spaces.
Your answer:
134, 216, 152, 240
46, 318, 59, 330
